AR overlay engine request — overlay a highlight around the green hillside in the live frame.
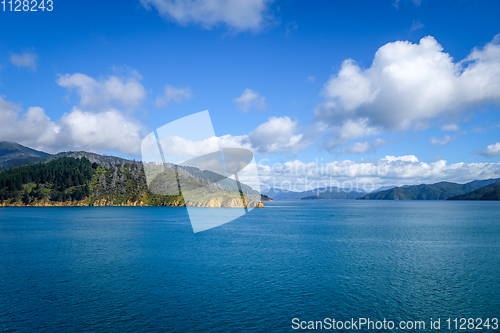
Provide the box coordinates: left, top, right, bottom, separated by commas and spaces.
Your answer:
447, 182, 500, 200
359, 180, 500, 200
0, 141, 49, 169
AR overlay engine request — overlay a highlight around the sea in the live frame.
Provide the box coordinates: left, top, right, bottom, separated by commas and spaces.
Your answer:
1, 201, 499, 332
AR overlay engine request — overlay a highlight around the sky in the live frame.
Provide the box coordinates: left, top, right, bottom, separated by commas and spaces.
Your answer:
1, 0, 500, 190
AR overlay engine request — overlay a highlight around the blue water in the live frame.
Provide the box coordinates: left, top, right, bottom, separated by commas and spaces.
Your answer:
1, 201, 500, 332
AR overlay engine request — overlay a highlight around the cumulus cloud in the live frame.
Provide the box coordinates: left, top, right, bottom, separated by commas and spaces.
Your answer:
247, 116, 307, 154
315, 34, 500, 144
476, 142, 500, 158
57, 73, 146, 108
153, 133, 252, 161
58, 108, 145, 155
0, 97, 59, 150
430, 135, 457, 146
0, 96, 145, 155
140, 0, 274, 32
342, 141, 371, 154
342, 138, 387, 154
10, 52, 38, 71
154, 116, 309, 157
233, 88, 266, 112
155, 85, 193, 107
258, 154, 500, 192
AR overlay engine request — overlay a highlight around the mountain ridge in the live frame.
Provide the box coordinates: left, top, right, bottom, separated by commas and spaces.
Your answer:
0, 141, 50, 169
447, 182, 500, 200
359, 179, 500, 200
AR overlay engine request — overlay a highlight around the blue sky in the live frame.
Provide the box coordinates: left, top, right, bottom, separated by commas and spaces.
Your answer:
1, 0, 500, 189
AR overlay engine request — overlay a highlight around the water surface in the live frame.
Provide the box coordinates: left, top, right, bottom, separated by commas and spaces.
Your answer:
1, 201, 499, 332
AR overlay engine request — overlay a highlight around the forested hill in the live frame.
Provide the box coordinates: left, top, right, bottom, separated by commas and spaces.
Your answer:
0, 157, 263, 207
447, 182, 500, 200
0, 157, 170, 206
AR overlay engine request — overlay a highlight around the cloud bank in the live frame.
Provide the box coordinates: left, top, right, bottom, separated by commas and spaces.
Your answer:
258, 155, 500, 192
316, 34, 500, 145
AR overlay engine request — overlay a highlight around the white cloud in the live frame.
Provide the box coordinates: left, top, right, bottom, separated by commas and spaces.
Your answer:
57, 73, 146, 108
140, 0, 274, 32
154, 134, 251, 160
410, 20, 424, 32
441, 123, 460, 131
258, 154, 500, 192
321, 118, 381, 150
342, 138, 387, 154
154, 116, 309, 157
247, 116, 307, 154
0, 97, 59, 150
476, 142, 500, 158
315, 34, 500, 143
155, 85, 193, 107
430, 135, 457, 146
233, 88, 266, 112
306, 76, 315, 83
342, 141, 371, 154
58, 108, 145, 155
10, 52, 38, 71
0, 95, 145, 156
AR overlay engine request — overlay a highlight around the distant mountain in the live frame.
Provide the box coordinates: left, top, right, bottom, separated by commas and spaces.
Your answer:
0, 142, 49, 169
463, 178, 500, 188
360, 179, 500, 200
262, 186, 366, 201
301, 189, 366, 200
262, 187, 306, 201
369, 185, 398, 193
447, 182, 500, 200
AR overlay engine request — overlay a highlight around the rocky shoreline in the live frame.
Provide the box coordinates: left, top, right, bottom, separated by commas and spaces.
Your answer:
0, 198, 265, 208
